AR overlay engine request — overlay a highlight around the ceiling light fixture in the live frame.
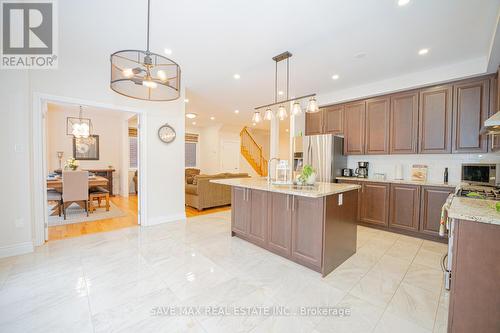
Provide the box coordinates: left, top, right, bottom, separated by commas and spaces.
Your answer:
234, 109, 239, 114
110, 0, 181, 101
252, 122, 256, 126
252, 111, 262, 123
185, 113, 197, 119
184, 98, 189, 103
331, 74, 339, 80
210, 116, 215, 120
192, 121, 196, 125
66, 106, 92, 138
233, 73, 240, 79
418, 48, 429, 55
398, 0, 410, 6
164, 48, 172, 55
254, 51, 317, 121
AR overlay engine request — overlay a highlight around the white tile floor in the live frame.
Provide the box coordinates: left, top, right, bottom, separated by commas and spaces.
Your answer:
0, 211, 449, 333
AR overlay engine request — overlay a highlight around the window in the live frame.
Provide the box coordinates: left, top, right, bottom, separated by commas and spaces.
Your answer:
129, 137, 138, 168
185, 142, 197, 167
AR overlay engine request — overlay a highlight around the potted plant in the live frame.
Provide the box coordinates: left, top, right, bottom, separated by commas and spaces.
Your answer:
296, 164, 316, 185
64, 158, 79, 171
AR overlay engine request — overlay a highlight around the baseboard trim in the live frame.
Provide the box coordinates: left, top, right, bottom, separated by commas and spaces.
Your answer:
0, 241, 34, 259
145, 213, 186, 227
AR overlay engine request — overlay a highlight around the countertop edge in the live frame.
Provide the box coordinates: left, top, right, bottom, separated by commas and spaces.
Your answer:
336, 176, 457, 188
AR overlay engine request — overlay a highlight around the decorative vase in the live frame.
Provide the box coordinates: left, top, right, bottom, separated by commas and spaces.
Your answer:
306, 172, 316, 185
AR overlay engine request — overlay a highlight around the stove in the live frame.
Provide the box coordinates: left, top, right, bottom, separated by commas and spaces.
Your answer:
456, 184, 500, 201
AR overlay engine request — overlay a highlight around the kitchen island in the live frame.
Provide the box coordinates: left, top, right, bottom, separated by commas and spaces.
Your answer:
211, 178, 361, 277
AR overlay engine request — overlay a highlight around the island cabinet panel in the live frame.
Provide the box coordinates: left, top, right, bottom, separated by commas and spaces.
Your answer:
305, 111, 323, 136
359, 182, 389, 227
291, 196, 324, 269
247, 189, 268, 247
452, 78, 489, 153
267, 192, 292, 258
418, 85, 453, 154
390, 91, 419, 154
419, 186, 454, 237
323, 105, 344, 135
389, 184, 420, 232
344, 101, 366, 155
231, 187, 250, 236
365, 97, 390, 155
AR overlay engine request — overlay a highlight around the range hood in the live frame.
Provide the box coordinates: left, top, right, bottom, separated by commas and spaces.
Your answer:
481, 111, 500, 135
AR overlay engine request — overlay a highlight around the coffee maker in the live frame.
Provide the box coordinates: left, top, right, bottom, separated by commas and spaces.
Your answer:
355, 161, 369, 178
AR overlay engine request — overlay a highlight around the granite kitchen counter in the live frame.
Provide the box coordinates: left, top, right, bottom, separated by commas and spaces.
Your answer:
448, 196, 500, 225
337, 176, 457, 188
211, 177, 360, 198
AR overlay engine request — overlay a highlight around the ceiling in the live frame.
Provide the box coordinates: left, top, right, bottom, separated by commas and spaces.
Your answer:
60, 0, 500, 128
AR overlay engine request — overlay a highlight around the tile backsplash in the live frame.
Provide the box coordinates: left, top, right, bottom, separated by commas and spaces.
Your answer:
347, 153, 500, 184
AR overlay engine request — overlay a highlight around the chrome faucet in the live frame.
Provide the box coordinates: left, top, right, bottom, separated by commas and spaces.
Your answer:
267, 157, 280, 184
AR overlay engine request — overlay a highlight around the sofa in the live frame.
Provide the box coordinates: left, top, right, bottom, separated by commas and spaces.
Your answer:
185, 170, 249, 210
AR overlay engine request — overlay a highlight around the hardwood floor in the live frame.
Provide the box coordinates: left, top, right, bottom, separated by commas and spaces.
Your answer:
48, 195, 231, 241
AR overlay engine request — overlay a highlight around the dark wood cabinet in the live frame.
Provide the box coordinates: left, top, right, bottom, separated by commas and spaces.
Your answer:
323, 105, 344, 135
247, 189, 268, 247
291, 195, 324, 269
267, 192, 292, 257
420, 185, 454, 237
359, 182, 389, 227
418, 85, 453, 154
452, 78, 489, 153
390, 91, 419, 154
365, 97, 390, 154
231, 187, 250, 235
389, 184, 420, 232
489, 75, 500, 152
305, 111, 323, 136
344, 101, 366, 155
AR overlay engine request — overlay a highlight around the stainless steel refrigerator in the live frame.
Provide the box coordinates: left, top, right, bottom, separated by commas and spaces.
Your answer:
293, 134, 346, 183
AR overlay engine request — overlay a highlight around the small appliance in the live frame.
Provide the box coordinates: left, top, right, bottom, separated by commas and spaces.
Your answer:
461, 163, 499, 187
342, 168, 353, 177
355, 161, 369, 178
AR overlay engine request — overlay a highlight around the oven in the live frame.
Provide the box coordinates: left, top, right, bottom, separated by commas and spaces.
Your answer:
461, 163, 499, 187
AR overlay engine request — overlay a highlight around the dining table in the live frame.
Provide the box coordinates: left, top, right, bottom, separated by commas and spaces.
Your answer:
47, 175, 109, 192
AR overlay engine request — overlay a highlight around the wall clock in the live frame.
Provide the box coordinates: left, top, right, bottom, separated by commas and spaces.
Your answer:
158, 124, 176, 143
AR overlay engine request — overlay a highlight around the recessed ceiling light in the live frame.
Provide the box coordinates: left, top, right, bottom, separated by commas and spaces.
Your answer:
184, 98, 189, 103
331, 74, 339, 80
192, 121, 196, 125
164, 48, 173, 55
278, 90, 284, 96
418, 48, 429, 55
398, 0, 410, 6
234, 109, 239, 114
233, 73, 240, 79
185, 113, 197, 119
285, 129, 289, 132
354, 52, 366, 59
252, 122, 256, 126
210, 116, 215, 120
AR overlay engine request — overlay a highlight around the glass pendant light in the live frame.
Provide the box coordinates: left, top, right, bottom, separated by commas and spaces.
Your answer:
292, 101, 302, 116
277, 105, 288, 120
67, 106, 92, 138
264, 108, 273, 120
306, 97, 319, 113
252, 111, 262, 123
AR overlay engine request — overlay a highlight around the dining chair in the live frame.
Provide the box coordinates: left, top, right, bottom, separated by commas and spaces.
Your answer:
62, 170, 89, 219
89, 186, 110, 213
47, 189, 62, 216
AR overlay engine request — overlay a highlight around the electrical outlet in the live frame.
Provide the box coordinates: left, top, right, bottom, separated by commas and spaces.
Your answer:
15, 218, 24, 228
14, 144, 24, 153
338, 194, 343, 206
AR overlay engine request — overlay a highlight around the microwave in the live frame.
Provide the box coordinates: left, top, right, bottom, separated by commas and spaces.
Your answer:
461, 164, 500, 187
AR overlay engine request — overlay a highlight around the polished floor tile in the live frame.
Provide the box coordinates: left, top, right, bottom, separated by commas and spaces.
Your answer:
0, 210, 448, 332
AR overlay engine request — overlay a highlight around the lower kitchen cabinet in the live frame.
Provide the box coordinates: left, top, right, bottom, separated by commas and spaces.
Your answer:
231, 187, 250, 235
267, 192, 292, 257
389, 184, 420, 232
247, 189, 268, 247
291, 195, 324, 269
359, 182, 390, 227
420, 185, 454, 237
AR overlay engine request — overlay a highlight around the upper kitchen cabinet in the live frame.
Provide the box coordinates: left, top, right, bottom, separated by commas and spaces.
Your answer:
452, 78, 489, 153
323, 105, 344, 135
365, 97, 390, 154
390, 91, 419, 154
489, 74, 500, 152
305, 110, 323, 136
418, 85, 453, 154
344, 101, 366, 155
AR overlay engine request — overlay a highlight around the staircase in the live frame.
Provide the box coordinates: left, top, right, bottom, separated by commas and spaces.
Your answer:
240, 127, 268, 176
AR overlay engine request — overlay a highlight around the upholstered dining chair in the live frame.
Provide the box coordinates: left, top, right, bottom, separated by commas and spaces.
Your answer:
62, 170, 89, 219
47, 189, 62, 216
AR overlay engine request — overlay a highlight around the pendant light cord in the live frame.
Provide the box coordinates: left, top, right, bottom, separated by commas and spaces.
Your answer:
274, 60, 277, 103
146, 0, 151, 52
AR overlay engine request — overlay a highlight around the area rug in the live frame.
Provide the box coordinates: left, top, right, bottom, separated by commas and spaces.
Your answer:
48, 202, 127, 226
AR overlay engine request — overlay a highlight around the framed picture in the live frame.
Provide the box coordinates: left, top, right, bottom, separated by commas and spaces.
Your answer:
73, 135, 99, 160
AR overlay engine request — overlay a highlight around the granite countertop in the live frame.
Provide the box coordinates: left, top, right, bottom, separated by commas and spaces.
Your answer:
211, 177, 361, 198
448, 197, 500, 225
336, 176, 457, 188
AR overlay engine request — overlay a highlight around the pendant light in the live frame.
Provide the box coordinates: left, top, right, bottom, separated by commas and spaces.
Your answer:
252, 111, 262, 123
66, 106, 92, 138
110, 0, 181, 101
254, 51, 316, 121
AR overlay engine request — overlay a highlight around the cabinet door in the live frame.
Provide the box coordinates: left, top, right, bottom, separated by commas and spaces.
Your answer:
231, 187, 250, 235
420, 186, 454, 237
247, 189, 268, 247
359, 182, 389, 226
418, 85, 453, 154
344, 101, 366, 155
323, 105, 344, 135
305, 111, 323, 135
365, 97, 390, 154
390, 91, 419, 154
268, 192, 292, 257
489, 76, 500, 152
389, 184, 420, 232
291, 196, 324, 269
452, 78, 489, 153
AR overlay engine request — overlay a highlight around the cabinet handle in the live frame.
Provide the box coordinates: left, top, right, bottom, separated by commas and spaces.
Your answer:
286, 195, 289, 210
292, 196, 295, 211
